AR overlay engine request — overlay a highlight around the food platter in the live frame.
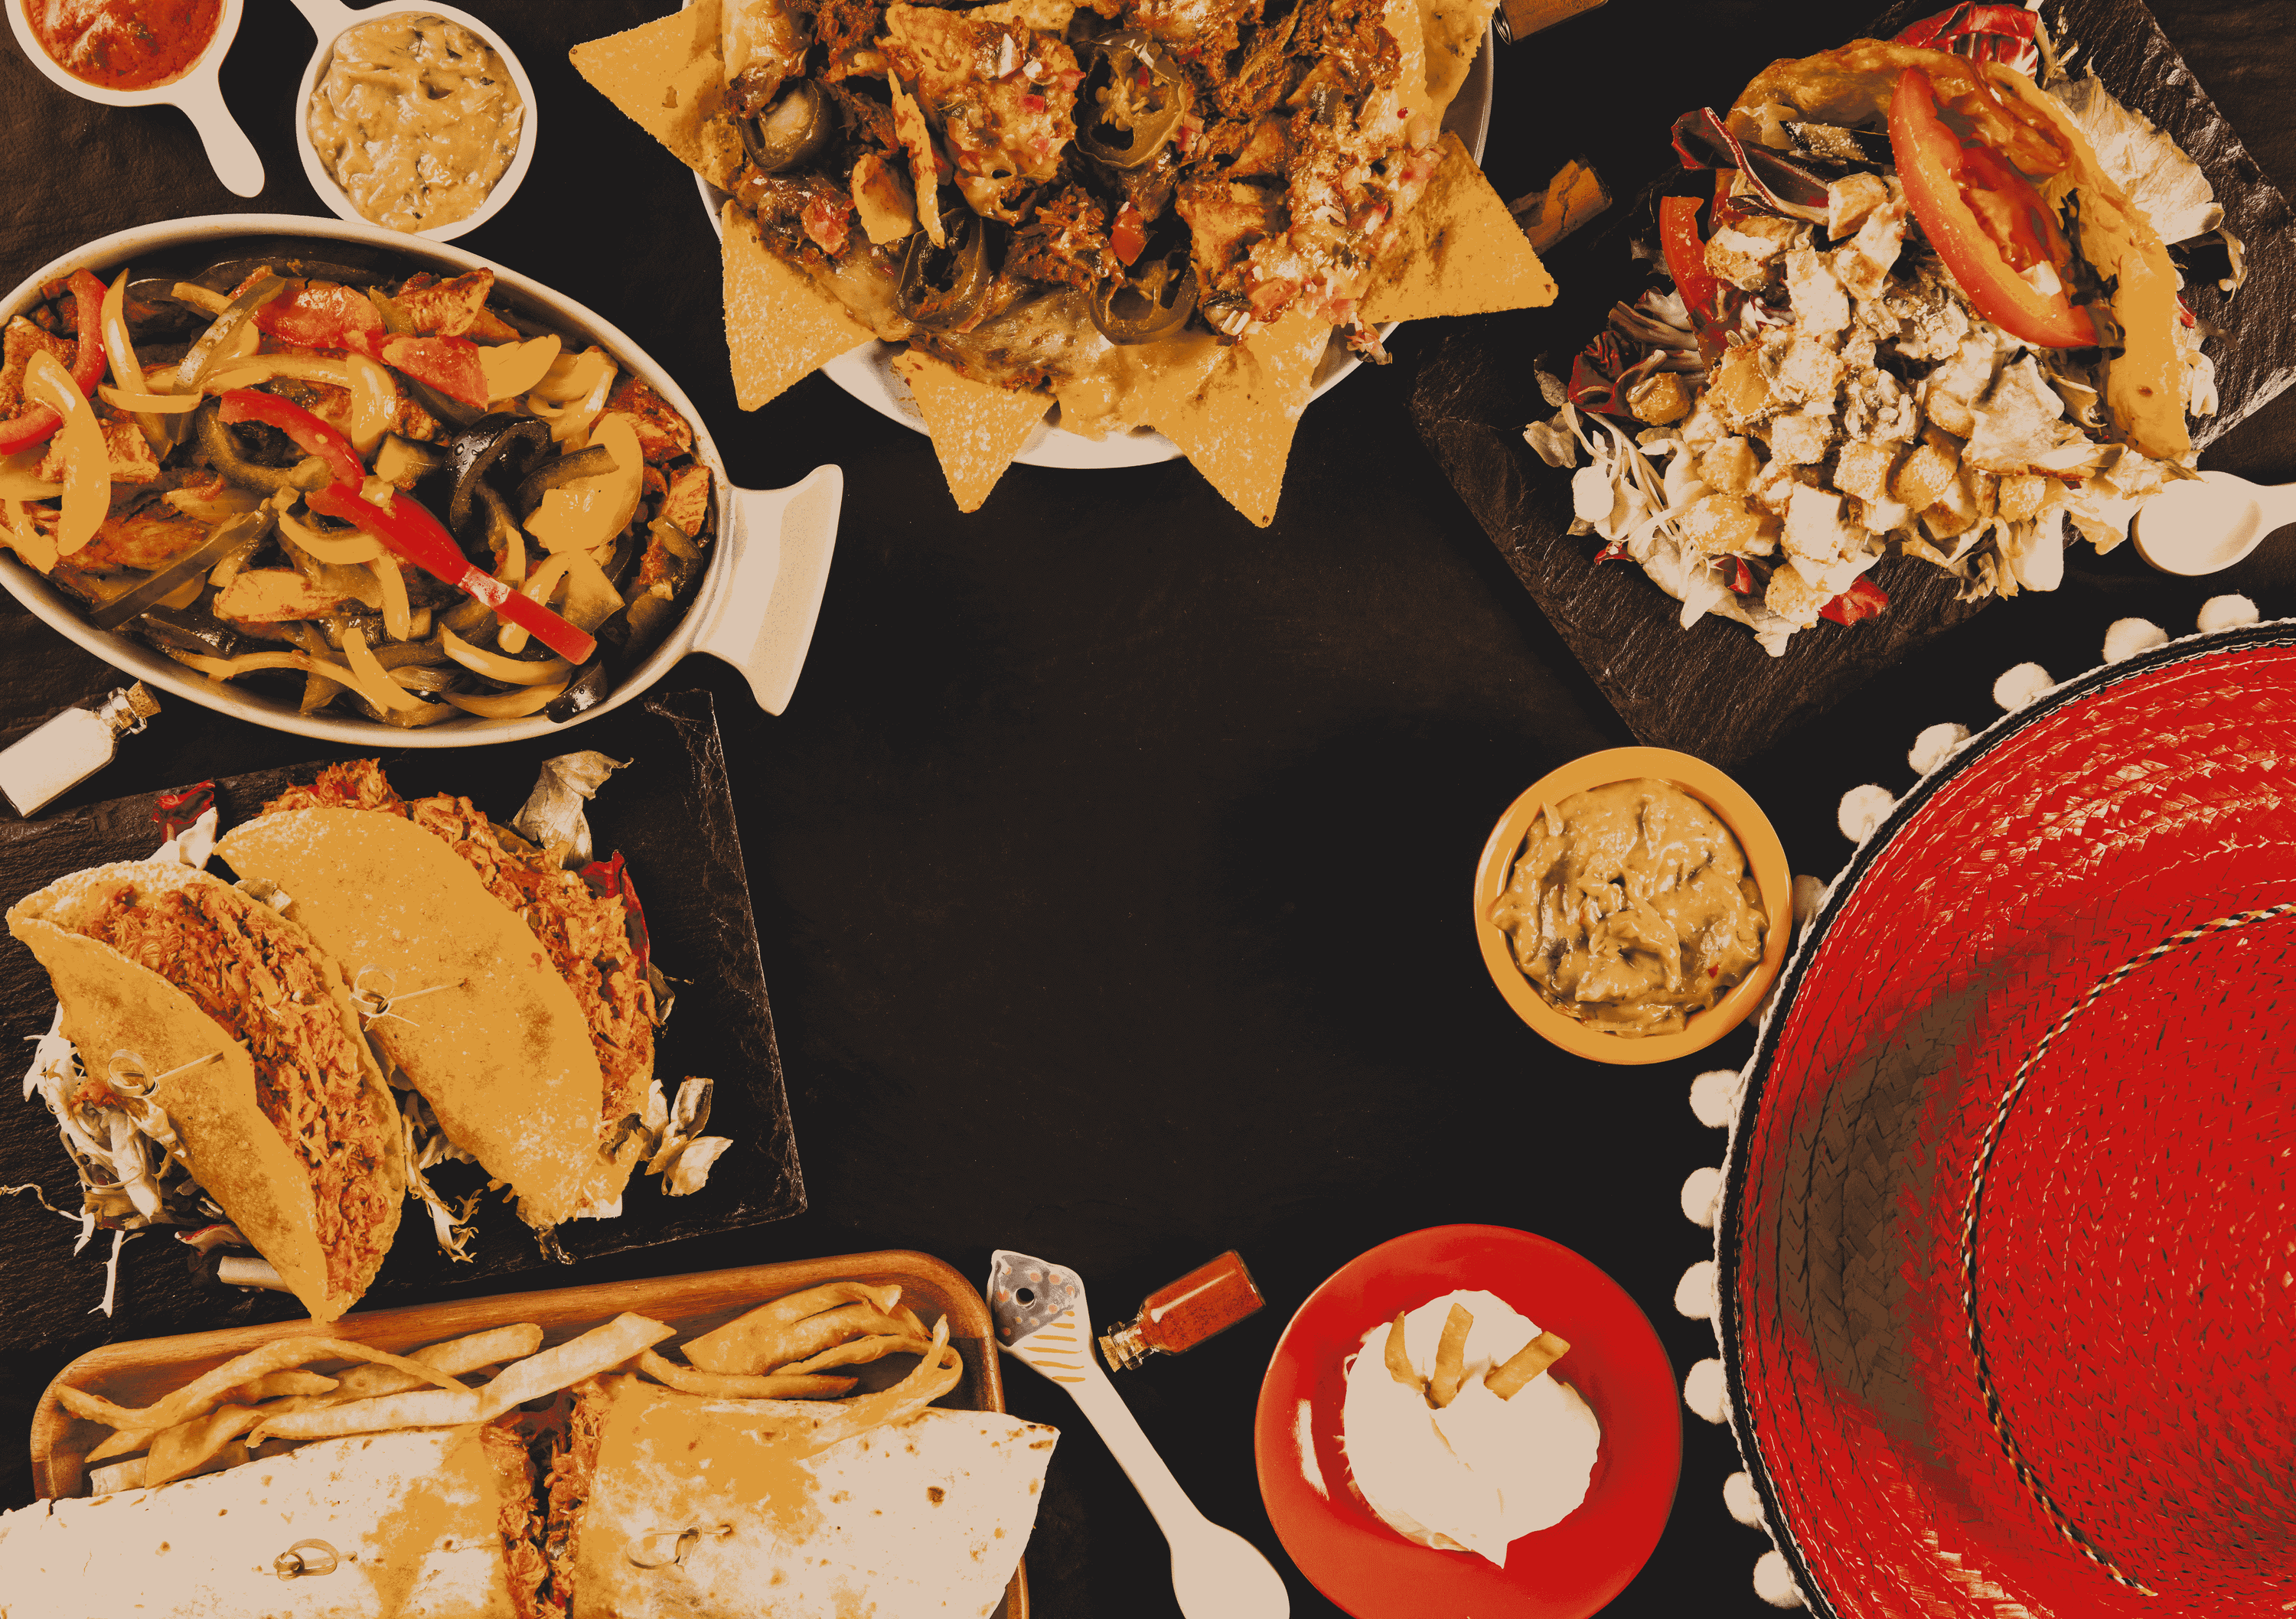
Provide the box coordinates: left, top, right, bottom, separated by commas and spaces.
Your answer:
1721, 621, 2296, 1617
0, 689, 801, 1362
1254, 1224, 1679, 1619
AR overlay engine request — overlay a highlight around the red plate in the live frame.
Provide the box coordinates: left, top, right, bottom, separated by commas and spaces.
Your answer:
1254, 1224, 1681, 1617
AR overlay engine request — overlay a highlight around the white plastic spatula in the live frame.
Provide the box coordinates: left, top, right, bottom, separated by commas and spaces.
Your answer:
988, 1251, 1291, 1619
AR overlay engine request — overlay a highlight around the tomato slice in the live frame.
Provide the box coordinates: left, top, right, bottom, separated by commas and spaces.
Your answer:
1889, 66, 2093, 348
1658, 194, 1722, 321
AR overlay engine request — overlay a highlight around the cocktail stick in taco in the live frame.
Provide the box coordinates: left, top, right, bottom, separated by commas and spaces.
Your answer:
5, 863, 405, 1324
217, 761, 655, 1230
0, 1422, 546, 1617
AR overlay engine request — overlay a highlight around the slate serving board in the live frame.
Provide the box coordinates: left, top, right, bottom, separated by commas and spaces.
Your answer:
0, 688, 803, 1362
1411, 0, 2296, 763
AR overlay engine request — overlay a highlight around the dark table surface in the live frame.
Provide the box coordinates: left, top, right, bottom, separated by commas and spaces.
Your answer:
2, 3, 2292, 1616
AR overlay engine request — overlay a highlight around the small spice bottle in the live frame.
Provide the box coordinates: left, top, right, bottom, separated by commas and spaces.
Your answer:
1098, 1250, 1265, 1370
0, 684, 159, 816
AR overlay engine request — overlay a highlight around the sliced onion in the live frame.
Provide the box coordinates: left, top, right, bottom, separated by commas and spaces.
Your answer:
278, 508, 384, 565
438, 679, 570, 717
98, 385, 204, 414
201, 354, 351, 394
177, 274, 285, 392
24, 350, 106, 559
439, 625, 569, 686
344, 353, 398, 456
2, 497, 57, 573
373, 552, 412, 641
339, 624, 428, 712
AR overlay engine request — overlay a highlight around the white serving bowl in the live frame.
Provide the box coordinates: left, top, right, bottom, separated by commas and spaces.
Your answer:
289, 0, 540, 241
0, 213, 843, 748
5, 0, 263, 197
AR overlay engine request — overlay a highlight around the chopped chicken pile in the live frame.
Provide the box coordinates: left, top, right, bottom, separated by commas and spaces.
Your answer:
1529, 66, 2223, 655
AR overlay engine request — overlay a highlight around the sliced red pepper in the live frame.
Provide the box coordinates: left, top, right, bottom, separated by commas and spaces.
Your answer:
1819, 574, 1890, 625
378, 334, 489, 409
1658, 195, 1722, 322
305, 482, 597, 665
0, 269, 109, 453
218, 388, 366, 489
1896, 2, 2040, 73
152, 780, 217, 842
254, 282, 384, 355
582, 850, 651, 977
1110, 202, 1148, 268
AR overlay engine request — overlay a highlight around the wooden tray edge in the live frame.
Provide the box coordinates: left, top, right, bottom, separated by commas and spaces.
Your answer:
27, 1249, 1029, 1619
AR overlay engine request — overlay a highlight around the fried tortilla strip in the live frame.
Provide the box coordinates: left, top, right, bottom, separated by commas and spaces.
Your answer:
1384, 1310, 1418, 1389
1360, 132, 1559, 323
328, 1323, 546, 1399
636, 1347, 858, 1399
698, 1301, 912, 1376
247, 1386, 486, 1444
1427, 1303, 1473, 1409
144, 1396, 322, 1488
86, 1458, 147, 1494
55, 1338, 466, 1432
568, 0, 730, 174
683, 1280, 904, 1373
1150, 301, 1329, 529
755, 1318, 967, 1456
478, 1312, 677, 1415
1486, 1328, 1570, 1399
893, 350, 1049, 513
83, 1426, 159, 1464
228, 1370, 339, 1403
776, 1333, 936, 1375
722, 202, 877, 411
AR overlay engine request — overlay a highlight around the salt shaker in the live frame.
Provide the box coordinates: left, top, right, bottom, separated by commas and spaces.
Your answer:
0, 684, 159, 816
1099, 1250, 1265, 1370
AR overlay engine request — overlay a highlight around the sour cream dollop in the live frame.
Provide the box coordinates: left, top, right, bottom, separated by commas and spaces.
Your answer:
1339, 1290, 1601, 1565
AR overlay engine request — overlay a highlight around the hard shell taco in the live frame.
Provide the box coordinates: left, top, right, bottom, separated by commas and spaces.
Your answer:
5, 862, 406, 1324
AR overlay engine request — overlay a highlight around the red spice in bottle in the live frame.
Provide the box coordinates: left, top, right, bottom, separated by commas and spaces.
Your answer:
1098, 1250, 1265, 1370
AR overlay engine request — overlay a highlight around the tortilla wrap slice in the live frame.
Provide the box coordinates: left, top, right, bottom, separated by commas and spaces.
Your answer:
5, 863, 403, 1325
556, 1376, 1055, 1619
0, 1424, 537, 1618
216, 810, 613, 1229
1725, 41, 2189, 462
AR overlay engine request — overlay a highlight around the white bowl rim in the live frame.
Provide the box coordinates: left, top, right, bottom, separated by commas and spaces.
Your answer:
0, 212, 742, 748
5, 0, 246, 106
292, 1, 540, 243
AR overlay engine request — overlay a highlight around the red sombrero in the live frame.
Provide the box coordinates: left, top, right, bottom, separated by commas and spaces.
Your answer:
1721, 624, 2296, 1617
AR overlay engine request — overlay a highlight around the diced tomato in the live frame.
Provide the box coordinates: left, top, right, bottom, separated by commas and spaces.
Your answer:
801, 195, 852, 258
1658, 194, 1722, 321
255, 282, 384, 355
1819, 574, 1890, 625
1889, 67, 2093, 348
1110, 202, 1148, 267
379, 334, 490, 409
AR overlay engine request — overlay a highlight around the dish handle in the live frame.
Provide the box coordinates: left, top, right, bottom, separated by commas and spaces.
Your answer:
689, 464, 843, 715
175, 79, 263, 199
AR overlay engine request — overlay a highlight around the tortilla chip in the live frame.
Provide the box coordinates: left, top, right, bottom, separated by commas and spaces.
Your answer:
1360, 132, 1558, 323
569, 0, 727, 172
1420, 0, 1501, 117
893, 350, 1048, 512
722, 203, 877, 412
1512, 157, 1613, 252
1149, 303, 1329, 528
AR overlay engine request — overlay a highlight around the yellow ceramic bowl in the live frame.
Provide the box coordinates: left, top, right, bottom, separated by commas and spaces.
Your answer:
1473, 747, 1792, 1066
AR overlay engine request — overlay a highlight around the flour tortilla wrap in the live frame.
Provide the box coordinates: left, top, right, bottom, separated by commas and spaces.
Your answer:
0, 1425, 533, 1619
1725, 41, 2190, 462
556, 1376, 1056, 1619
217, 809, 615, 1229
5, 863, 404, 1324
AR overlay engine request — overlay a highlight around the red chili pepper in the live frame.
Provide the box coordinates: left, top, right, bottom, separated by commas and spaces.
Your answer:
218, 388, 365, 489
0, 269, 110, 453
152, 780, 217, 842
306, 483, 598, 665
582, 850, 651, 977
1819, 574, 1890, 626
1658, 196, 1720, 321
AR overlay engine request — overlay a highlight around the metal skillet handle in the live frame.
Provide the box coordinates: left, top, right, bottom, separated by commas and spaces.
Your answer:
689, 465, 843, 714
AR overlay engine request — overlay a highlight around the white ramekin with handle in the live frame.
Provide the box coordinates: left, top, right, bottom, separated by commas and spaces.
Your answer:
0, 213, 842, 746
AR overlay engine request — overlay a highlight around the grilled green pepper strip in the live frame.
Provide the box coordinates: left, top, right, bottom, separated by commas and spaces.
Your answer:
89, 509, 276, 632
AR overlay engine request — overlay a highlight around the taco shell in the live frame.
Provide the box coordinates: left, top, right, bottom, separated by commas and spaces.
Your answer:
6, 863, 404, 1324
217, 810, 612, 1229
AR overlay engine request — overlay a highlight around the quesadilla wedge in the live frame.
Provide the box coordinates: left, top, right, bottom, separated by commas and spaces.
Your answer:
216, 768, 641, 1231
5, 862, 404, 1324
0, 1422, 545, 1619
544, 1375, 1056, 1619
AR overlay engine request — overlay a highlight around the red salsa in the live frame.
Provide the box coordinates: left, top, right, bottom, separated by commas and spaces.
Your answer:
26, 0, 222, 90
